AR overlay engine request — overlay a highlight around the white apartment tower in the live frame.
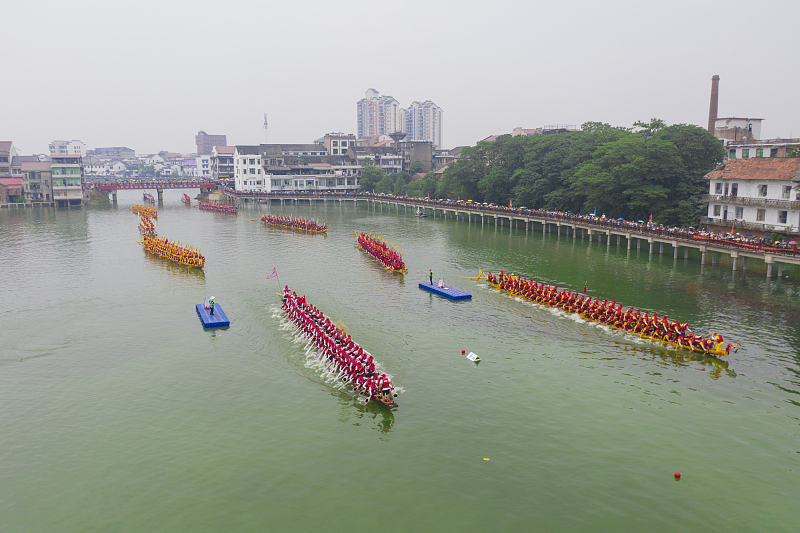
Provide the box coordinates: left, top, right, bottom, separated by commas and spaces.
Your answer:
401, 100, 444, 148
356, 89, 402, 139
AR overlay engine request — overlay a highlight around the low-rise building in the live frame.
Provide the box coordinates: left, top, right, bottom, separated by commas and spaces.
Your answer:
50, 155, 83, 206
49, 140, 86, 156
211, 146, 235, 181
234, 145, 264, 192
22, 161, 53, 203
725, 138, 800, 160
0, 141, 17, 180
704, 158, 800, 235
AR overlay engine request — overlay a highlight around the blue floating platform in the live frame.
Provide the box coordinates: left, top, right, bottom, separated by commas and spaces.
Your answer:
196, 303, 230, 327
419, 282, 472, 300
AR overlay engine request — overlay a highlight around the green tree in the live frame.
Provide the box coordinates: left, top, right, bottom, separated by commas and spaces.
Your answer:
376, 173, 395, 194
359, 165, 385, 192
410, 159, 424, 174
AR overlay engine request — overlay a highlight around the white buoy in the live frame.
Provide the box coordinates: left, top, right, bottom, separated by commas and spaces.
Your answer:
466, 352, 480, 362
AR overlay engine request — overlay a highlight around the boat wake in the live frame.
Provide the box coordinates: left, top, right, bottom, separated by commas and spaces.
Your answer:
272, 306, 403, 398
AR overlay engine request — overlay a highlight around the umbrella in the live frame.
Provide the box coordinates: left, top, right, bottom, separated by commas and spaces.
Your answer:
637, 220, 645, 223
789, 241, 798, 245
617, 217, 624, 220
745, 234, 753, 236
763, 237, 771, 240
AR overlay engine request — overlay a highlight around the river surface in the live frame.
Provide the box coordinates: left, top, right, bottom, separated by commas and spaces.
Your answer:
1, 191, 799, 532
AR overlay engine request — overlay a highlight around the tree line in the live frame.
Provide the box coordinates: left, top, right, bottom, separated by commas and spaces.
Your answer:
360, 120, 726, 228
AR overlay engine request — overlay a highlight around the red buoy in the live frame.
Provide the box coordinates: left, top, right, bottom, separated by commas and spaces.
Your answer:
462, 349, 466, 354
674, 472, 681, 479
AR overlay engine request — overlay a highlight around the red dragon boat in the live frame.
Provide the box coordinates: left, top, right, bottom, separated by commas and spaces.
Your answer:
355, 232, 407, 273
261, 214, 327, 233
281, 286, 397, 408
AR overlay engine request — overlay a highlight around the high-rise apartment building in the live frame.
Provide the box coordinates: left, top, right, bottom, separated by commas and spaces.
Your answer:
401, 101, 443, 148
196, 130, 227, 155
357, 89, 402, 139
357, 89, 444, 148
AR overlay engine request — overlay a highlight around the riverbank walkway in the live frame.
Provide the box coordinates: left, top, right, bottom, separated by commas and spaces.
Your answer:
225, 190, 800, 278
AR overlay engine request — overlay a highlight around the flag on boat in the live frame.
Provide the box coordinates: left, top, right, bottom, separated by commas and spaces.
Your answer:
731, 221, 735, 234
266, 267, 278, 279
648, 214, 653, 224
478, 268, 483, 279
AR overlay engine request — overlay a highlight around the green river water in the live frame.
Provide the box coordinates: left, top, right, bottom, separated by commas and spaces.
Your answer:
1, 190, 798, 532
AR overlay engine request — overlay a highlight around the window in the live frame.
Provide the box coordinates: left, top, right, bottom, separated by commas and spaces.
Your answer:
713, 205, 721, 216
731, 183, 738, 197
756, 148, 764, 157
783, 186, 791, 199
714, 183, 723, 194
770, 148, 779, 157
758, 184, 768, 197
779, 211, 788, 224
250, 168, 255, 174
756, 209, 765, 221
729, 149, 736, 159
735, 207, 743, 219
742, 149, 750, 159
333, 149, 338, 155
249, 159, 255, 165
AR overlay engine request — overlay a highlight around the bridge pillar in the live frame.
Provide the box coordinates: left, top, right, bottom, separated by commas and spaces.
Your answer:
712, 251, 717, 264
495, 216, 498, 226
525, 220, 529, 231
701, 251, 706, 264
157, 189, 163, 202
626, 234, 631, 249
649, 240, 653, 254
674, 245, 678, 259
607, 232, 611, 248
111, 189, 117, 204
543, 221, 546, 234
732, 255, 738, 271
659, 243, 663, 255
588, 229, 592, 242
743, 257, 748, 270
778, 262, 783, 277
684, 247, 689, 259
767, 263, 773, 278
617, 235, 621, 246
573, 226, 577, 240
557, 224, 560, 237
637, 238, 641, 251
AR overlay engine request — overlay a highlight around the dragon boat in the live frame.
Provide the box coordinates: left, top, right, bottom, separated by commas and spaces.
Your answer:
138, 215, 157, 237
182, 194, 191, 204
131, 204, 157, 218
355, 232, 407, 274
198, 200, 237, 213
281, 287, 397, 408
261, 214, 327, 233
140, 235, 205, 268
484, 272, 736, 357
143, 193, 155, 203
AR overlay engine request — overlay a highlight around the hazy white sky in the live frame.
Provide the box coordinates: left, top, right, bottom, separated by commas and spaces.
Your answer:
3, 0, 798, 155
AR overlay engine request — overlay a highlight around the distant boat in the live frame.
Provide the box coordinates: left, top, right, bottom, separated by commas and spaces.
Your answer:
415, 207, 427, 217
182, 193, 191, 204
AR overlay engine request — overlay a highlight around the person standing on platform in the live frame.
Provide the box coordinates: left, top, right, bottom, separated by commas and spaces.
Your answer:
209, 296, 215, 316
429, 269, 433, 284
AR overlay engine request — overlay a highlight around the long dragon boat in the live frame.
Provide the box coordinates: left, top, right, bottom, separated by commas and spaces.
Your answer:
355, 232, 407, 273
198, 200, 237, 213
281, 286, 397, 408
132, 204, 157, 218
140, 235, 205, 268
143, 193, 155, 203
484, 270, 736, 357
138, 215, 156, 237
261, 214, 327, 233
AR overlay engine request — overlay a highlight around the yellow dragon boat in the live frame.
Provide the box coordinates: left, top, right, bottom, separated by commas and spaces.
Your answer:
140, 235, 204, 268
485, 277, 735, 357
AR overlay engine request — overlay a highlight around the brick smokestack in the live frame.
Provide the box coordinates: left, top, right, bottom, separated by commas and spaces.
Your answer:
708, 75, 720, 134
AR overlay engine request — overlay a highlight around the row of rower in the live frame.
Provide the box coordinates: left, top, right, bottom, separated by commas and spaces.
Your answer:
199, 201, 238, 213
262, 214, 327, 232
487, 271, 735, 356
282, 287, 396, 406
142, 235, 205, 268
356, 232, 406, 273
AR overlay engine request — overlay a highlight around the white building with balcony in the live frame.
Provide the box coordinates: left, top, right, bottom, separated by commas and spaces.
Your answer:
234, 145, 265, 192
49, 140, 86, 156
704, 158, 800, 235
